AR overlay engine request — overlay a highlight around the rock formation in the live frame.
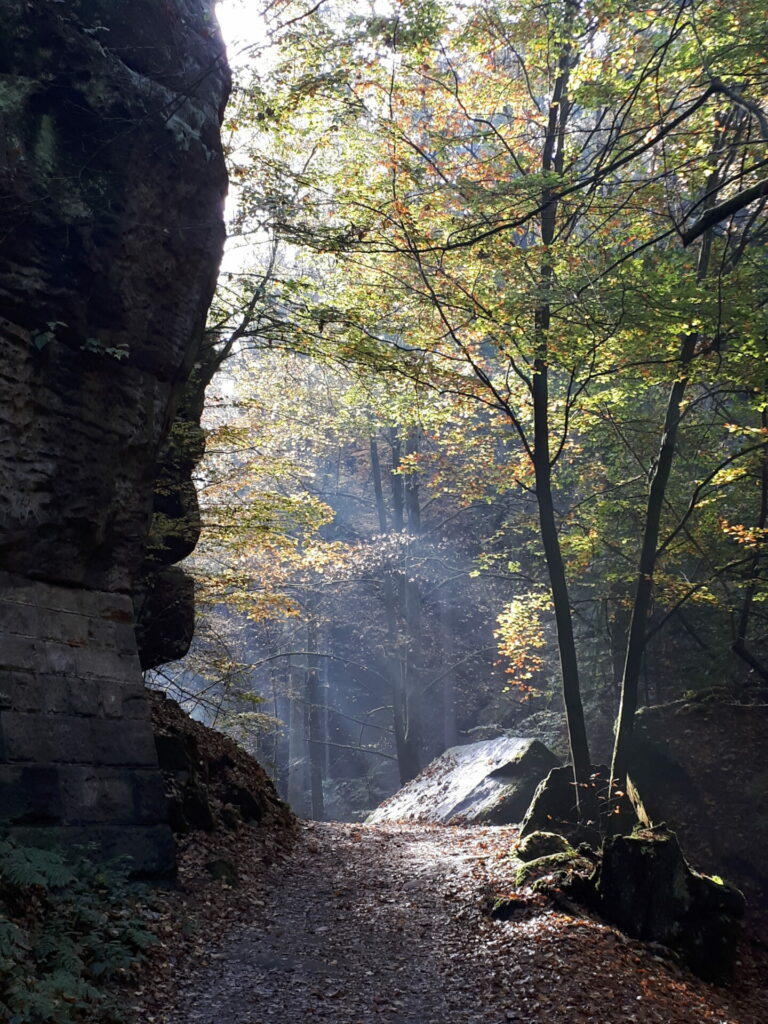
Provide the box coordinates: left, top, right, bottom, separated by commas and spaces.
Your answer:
149, 689, 295, 838
366, 737, 559, 825
627, 696, 768, 912
594, 827, 745, 983
0, 0, 230, 872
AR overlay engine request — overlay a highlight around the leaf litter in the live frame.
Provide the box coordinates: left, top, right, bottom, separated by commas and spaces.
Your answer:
129, 821, 768, 1024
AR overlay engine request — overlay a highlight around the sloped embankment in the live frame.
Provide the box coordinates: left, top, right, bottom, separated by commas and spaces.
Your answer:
148, 690, 294, 839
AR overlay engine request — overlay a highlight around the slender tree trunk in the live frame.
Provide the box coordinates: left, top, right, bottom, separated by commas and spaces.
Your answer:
732, 403, 768, 682
438, 603, 457, 750
387, 567, 421, 782
605, 586, 631, 699
404, 427, 422, 534
382, 583, 414, 782
402, 575, 424, 777
306, 616, 325, 820
372, 432, 416, 780
272, 654, 291, 799
609, 338, 697, 793
610, 226, 715, 802
530, 38, 594, 819
274, 693, 291, 800
402, 429, 424, 776
391, 671, 412, 783
287, 658, 310, 817
389, 429, 405, 532
370, 435, 388, 532
533, 435, 593, 805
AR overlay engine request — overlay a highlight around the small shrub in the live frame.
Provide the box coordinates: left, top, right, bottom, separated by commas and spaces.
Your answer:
0, 838, 156, 1024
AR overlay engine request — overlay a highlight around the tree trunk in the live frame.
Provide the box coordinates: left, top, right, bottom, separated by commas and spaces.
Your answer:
402, 428, 424, 774
389, 429, 405, 532
606, 591, 630, 698
732, 403, 768, 682
402, 575, 424, 778
610, 223, 715, 805
370, 435, 388, 532
287, 658, 310, 817
306, 617, 325, 820
533, 433, 594, 810
439, 603, 457, 750
404, 428, 422, 534
273, 660, 291, 800
530, 39, 594, 820
378, 428, 423, 783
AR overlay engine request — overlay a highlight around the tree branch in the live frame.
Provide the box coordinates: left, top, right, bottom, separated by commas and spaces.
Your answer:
681, 177, 768, 246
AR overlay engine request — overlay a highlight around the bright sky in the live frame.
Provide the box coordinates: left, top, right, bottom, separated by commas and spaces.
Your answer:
213, 1, 268, 272
215, 0, 267, 67
216, 0, 396, 60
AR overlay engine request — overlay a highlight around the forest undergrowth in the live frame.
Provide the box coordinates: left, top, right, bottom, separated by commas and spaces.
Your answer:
130, 821, 768, 1024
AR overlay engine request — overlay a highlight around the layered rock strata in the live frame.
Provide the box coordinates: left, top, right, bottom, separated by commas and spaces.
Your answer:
0, 0, 229, 871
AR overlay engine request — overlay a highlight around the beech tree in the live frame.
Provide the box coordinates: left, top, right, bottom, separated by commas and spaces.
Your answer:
233, 0, 766, 819
182, 0, 768, 825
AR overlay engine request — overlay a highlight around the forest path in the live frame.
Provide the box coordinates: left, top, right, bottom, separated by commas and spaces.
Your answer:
144, 821, 765, 1024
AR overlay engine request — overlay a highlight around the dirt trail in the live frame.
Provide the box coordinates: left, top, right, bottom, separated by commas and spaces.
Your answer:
143, 821, 767, 1024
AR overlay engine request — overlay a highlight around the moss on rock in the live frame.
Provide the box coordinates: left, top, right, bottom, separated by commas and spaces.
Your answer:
515, 850, 580, 887
595, 826, 745, 983
516, 830, 575, 863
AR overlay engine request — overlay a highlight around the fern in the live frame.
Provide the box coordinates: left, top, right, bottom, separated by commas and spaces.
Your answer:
124, 925, 155, 951
0, 841, 74, 889
32, 933, 61, 963
48, 937, 85, 975
0, 837, 158, 1023
0, 918, 28, 958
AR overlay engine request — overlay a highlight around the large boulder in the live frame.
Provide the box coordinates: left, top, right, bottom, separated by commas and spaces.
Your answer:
519, 763, 626, 844
366, 737, 559, 825
627, 697, 768, 911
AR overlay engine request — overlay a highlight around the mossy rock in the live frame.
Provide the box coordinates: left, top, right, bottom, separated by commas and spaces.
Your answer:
515, 850, 580, 887
520, 763, 628, 845
595, 826, 745, 983
516, 831, 574, 862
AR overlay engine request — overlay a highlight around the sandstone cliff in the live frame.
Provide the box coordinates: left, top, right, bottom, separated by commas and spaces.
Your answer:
0, 0, 230, 872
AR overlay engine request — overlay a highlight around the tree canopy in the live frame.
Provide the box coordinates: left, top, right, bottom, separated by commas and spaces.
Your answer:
168, 0, 768, 823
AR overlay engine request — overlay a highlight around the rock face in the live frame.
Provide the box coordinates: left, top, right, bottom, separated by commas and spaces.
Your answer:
520, 764, 617, 844
627, 697, 768, 912
135, 350, 219, 669
0, 1, 229, 871
0, 574, 176, 872
366, 737, 559, 825
594, 827, 745, 983
0, 0, 228, 590
134, 566, 196, 671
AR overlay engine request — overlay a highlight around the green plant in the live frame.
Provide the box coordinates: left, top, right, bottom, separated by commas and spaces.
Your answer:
82, 337, 129, 360
0, 838, 157, 1024
32, 320, 66, 351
